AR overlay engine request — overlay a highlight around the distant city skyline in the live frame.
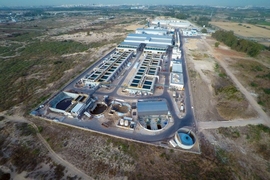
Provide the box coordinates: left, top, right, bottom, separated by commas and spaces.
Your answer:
1, 0, 270, 7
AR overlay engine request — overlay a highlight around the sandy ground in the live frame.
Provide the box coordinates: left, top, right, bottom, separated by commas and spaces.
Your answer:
210, 22, 270, 38
184, 36, 259, 121
50, 31, 125, 44
124, 25, 144, 31
185, 38, 224, 121
0, 113, 92, 180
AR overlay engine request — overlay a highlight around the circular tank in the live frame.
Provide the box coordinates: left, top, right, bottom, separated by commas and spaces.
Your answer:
112, 103, 129, 113
174, 127, 196, 149
90, 102, 107, 115
120, 119, 124, 126
124, 120, 129, 127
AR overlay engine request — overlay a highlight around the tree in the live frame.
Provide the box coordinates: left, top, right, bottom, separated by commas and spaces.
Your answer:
201, 28, 207, 33
212, 30, 262, 57
215, 42, 220, 47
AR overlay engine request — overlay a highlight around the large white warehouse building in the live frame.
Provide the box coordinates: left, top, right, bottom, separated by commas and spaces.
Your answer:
122, 33, 172, 54
124, 33, 172, 46
152, 19, 191, 28
135, 28, 168, 35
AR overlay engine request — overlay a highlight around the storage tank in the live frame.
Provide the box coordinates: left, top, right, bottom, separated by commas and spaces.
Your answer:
120, 119, 124, 126
124, 120, 129, 127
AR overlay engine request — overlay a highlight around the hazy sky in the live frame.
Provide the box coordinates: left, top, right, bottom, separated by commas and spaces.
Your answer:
1, 0, 270, 7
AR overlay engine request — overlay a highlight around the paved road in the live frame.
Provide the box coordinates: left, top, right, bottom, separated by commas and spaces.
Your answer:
202, 39, 270, 127
1, 114, 93, 180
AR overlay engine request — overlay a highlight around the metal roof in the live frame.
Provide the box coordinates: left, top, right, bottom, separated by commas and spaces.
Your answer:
127, 33, 172, 40
119, 41, 141, 46
71, 102, 84, 114
171, 72, 184, 85
137, 100, 168, 116
136, 28, 168, 32
125, 38, 171, 46
172, 62, 182, 73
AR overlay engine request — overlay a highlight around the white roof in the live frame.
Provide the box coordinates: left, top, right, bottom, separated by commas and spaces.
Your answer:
172, 61, 183, 73
71, 103, 84, 114
136, 28, 168, 32
127, 33, 172, 40
171, 72, 184, 85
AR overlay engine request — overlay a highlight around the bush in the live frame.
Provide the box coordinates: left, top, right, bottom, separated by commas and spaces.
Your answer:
0, 116, 4, 121
215, 42, 220, 47
201, 28, 208, 33
16, 123, 36, 136
212, 30, 262, 57
54, 164, 65, 179
263, 88, 270, 94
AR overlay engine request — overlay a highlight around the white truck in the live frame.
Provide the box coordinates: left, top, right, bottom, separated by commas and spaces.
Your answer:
180, 103, 185, 112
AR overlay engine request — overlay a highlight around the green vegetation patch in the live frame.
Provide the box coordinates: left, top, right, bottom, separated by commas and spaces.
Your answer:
7, 32, 42, 42
16, 123, 36, 136
212, 30, 263, 57
107, 138, 139, 159
0, 42, 80, 111
22, 40, 90, 57
247, 124, 270, 141
0, 43, 22, 57
217, 85, 242, 100
218, 127, 241, 139
233, 60, 270, 111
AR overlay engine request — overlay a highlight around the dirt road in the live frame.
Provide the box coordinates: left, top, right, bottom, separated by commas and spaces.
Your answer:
198, 118, 264, 130
1, 114, 93, 180
202, 39, 270, 127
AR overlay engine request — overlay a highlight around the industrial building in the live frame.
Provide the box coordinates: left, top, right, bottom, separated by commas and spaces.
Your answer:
137, 100, 169, 116
116, 42, 142, 52
135, 28, 168, 35
172, 47, 181, 59
137, 100, 169, 131
49, 91, 95, 117
182, 29, 198, 36
121, 33, 172, 54
124, 33, 172, 46
170, 60, 184, 90
81, 51, 133, 87
144, 44, 168, 54
174, 29, 181, 47
126, 53, 162, 95
152, 19, 191, 28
